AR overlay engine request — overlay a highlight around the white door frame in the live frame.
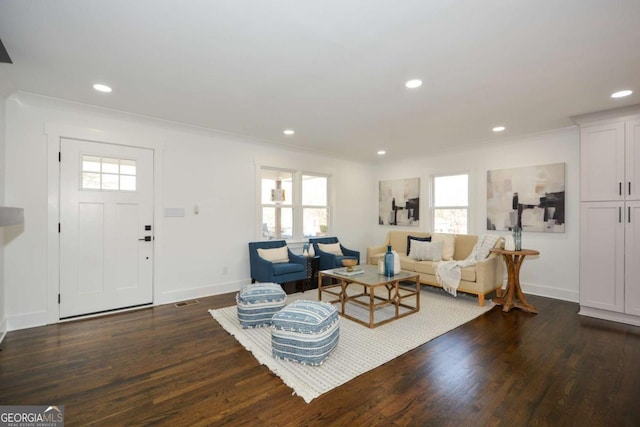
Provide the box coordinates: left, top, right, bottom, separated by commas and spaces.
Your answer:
46, 123, 165, 324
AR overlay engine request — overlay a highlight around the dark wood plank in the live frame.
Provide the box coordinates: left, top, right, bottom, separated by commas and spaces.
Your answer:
1, 291, 639, 426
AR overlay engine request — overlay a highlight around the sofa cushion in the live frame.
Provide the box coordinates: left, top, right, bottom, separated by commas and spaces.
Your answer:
409, 240, 443, 261
318, 242, 343, 255
272, 262, 305, 276
453, 234, 477, 260
398, 255, 416, 271
258, 246, 289, 263
414, 261, 477, 282
460, 266, 477, 282
406, 235, 431, 255
431, 233, 455, 260
413, 261, 436, 275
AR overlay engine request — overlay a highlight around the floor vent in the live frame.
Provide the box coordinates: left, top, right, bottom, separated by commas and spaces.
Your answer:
175, 299, 200, 308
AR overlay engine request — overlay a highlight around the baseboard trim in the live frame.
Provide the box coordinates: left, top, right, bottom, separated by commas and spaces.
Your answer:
156, 279, 247, 306
7, 310, 49, 332
579, 306, 640, 327
521, 282, 579, 303
0, 317, 7, 344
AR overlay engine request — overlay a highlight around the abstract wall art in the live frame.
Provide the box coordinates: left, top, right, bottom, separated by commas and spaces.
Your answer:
487, 163, 565, 233
379, 177, 420, 227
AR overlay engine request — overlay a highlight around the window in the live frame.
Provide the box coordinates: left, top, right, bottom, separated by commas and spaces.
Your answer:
260, 167, 329, 241
302, 174, 328, 238
82, 155, 136, 191
433, 173, 468, 234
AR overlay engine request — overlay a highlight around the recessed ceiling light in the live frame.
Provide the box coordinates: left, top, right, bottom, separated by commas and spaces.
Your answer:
93, 83, 112, 93
611, 89, 633, 99
492, 126, 506, 132
405, 79, 423, 89
377, 150, 386, 155
283, 129, 295, 135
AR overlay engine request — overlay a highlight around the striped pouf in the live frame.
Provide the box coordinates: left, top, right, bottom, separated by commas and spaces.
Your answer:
236, 283, 286, 328
271, 300, 339, 366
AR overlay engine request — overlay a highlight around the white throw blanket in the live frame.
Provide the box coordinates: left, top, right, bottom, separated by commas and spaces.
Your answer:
435, 235, 500, 297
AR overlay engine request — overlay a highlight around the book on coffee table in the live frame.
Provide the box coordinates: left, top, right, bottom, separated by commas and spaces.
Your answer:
332, 267, 365, 276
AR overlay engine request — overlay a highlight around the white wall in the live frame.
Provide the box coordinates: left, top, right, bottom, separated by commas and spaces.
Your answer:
0, 90, 6, 341
4, 93, 373, 330
370, 127, 580, 302
3, 90, 581, 332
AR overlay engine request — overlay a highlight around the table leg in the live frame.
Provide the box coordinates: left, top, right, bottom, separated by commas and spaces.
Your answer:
511, 255, 538, 313
340, 279, 348, 316
415, 276, 420, 311
393, 280, 400, 319
369, 284, 375, 328
494, 254, 537, 314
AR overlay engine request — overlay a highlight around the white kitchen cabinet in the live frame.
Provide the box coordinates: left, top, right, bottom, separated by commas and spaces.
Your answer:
580, 121, 625, 201
579, 112, 640, 326
625, 201, 640, 316
579, 202, 625, 312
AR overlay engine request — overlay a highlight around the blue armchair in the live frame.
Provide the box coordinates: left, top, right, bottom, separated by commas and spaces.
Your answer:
309, 237, 360, 271
248, 240, 307, 285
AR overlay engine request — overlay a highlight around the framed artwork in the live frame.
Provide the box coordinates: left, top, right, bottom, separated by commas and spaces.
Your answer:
487, 163, 565, 233
379, 177, 420, 226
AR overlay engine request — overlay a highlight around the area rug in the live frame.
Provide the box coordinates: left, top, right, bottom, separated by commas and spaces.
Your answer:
209, 286, 494, 403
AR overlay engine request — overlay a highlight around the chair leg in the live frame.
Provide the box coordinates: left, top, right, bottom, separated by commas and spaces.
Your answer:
478, 293, 485, 307
251, 278, 256, 284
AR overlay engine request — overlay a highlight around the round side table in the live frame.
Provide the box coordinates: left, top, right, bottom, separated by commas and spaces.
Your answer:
490, 248, 539, 313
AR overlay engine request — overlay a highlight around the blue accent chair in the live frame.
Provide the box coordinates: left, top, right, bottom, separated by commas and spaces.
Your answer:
309, 237, 360, 271
248, 240, 307, 285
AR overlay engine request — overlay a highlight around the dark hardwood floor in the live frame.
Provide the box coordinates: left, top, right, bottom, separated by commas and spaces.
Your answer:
1, 288, 639, 426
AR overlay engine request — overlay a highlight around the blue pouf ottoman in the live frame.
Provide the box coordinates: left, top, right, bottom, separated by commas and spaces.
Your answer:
271, 300, 339, 366
236, 283, 286, 328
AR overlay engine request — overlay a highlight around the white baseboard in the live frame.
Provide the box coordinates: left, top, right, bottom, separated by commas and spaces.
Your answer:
3, 281, 247, 332
579, 306, 640, 327
156, 279, 247, 306
7, 310, 49, 332
521, 281, 579, 303
0, 316, 7, 344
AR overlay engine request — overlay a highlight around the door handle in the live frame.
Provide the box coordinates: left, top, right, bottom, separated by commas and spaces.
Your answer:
138, 236, 152, 241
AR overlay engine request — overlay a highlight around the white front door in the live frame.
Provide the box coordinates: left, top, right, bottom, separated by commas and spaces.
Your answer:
59, 138, 154, 318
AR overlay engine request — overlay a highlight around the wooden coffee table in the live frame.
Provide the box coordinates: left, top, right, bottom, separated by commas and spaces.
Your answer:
318, 264, 420, 328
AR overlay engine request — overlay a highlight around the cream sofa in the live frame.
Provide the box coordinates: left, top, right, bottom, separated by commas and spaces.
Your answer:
367, 231, 504, 306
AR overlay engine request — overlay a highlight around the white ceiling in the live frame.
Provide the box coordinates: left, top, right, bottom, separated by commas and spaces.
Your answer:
1, 0, 639, 161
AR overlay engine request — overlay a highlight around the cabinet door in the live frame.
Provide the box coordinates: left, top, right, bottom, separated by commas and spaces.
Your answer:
625, 201, 640, 315
580, 122, 625, 201
626, 118, 640, 200
580, 202, 625, 312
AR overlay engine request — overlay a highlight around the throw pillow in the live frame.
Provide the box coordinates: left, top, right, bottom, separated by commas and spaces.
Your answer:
257, 246, 289, 263
406, 235, 431, 256
431, 233, 455, 260
409, 240, 443, 261
318, 242, 343, 255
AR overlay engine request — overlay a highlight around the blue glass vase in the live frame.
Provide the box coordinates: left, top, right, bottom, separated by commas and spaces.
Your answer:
512, 226, 522, 251
384, 245, 394, 276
